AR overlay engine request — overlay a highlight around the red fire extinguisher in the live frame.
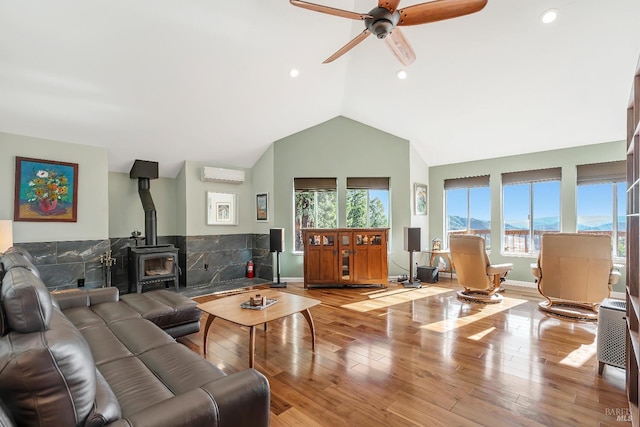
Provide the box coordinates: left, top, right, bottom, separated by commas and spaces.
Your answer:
246, 260, 254, 278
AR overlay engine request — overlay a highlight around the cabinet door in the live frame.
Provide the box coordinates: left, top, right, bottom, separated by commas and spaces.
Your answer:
304, 231, 338, 285
339, 232, 353, 284
352, 231, 387, 284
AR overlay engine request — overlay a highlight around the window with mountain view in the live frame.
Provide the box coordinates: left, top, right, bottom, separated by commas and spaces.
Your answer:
502, 168, 561, 254
444, 175, 490, 249
294, 178, 337, 252
346, 177, 389, 228
576, 161, 626, 258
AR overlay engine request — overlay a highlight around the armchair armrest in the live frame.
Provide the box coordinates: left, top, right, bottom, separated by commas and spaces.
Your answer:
487, 263, 513, 276
530, 263, 541, 280
609, 269, 621, 286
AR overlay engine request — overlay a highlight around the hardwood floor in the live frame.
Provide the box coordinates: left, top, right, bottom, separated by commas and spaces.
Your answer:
179, 279, 629, 426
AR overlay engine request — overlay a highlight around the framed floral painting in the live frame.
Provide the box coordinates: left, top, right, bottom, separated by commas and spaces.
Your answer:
14, 157, 78, 222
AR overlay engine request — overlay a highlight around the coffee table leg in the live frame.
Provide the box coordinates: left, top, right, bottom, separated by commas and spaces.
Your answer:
300, 308, 316, 351
249, 326, 256, 368
202, 314, 216, 355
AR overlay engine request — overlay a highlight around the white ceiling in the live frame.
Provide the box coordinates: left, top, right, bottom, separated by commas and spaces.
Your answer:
1, 0, 639, 177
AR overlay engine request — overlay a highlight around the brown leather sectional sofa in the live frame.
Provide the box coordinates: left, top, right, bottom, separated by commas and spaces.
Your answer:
0, 248, 270, 426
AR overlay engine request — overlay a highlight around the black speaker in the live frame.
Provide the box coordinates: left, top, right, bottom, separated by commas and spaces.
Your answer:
270, 228, 284, 253
417, 266, 439, 283
403, 227, 421, 252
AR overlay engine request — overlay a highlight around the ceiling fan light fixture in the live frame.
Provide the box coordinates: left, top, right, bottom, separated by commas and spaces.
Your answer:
396, 70, 407, 80
541, 8, 558, 24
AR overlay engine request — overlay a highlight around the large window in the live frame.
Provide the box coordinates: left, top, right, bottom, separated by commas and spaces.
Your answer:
444, 175, 491, 249
346, 177, 390, 228
502, 168, 561, 254
576, 161, 626, 258
294, 178, 337, 252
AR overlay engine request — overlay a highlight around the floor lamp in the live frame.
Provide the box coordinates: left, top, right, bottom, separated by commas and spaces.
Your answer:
270, 228, 287, 288
403, 227, 422, 288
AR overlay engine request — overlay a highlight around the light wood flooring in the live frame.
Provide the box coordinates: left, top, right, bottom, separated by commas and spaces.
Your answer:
179, 279, 629, 426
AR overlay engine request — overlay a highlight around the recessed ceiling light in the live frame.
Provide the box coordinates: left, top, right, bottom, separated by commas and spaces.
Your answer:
289, 68, 299, 78
397, 70, 407, 80
541, 8, 558, 24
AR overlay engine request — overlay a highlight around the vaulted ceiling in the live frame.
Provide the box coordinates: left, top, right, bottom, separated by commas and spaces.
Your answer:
1, 1, 638, 177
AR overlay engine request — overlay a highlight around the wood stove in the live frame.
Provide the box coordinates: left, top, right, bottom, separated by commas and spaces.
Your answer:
127, 160, 180, 293
128, 245, 179, 294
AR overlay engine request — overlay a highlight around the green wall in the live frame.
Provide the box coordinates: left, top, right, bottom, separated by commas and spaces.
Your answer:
0, 132, 109, 242
251, 144, 275, 236
108, 172, 177, 238
273, 116, 419, 277
429, 140, 627, 290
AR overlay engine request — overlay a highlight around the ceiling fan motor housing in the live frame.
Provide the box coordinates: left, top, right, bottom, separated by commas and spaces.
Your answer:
365, 7, 400, 39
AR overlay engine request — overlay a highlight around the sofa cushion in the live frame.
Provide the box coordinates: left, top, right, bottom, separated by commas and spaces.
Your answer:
1, 267, 52, 333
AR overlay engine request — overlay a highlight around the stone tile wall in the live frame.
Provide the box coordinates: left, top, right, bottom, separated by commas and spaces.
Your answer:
15, 240, 111, 291
13, 233, 273, 293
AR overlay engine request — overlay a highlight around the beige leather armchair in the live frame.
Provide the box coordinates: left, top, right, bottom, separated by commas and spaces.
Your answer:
449, 234, 513, 303
531, 233, 620, 320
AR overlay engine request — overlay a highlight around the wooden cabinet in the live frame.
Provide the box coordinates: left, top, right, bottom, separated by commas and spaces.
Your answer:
303, 228, 388, 288
626, 57, 640, 427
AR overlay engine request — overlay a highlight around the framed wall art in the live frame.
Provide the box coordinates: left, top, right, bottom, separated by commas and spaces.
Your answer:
14, 157, 78, 222
207, 192, 238, 225
414, 183, 428, 215
256, 193, 268, 222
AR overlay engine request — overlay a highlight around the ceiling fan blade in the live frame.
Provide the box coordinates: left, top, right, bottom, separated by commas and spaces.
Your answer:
378, 0, 402, 14
398, 0, 488, 26
323, 29, 371, 63
384, 28, 416, 66
290, 0, 371, 20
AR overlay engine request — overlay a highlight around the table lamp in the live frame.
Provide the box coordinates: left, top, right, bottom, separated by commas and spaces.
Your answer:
0, 220, 14, 254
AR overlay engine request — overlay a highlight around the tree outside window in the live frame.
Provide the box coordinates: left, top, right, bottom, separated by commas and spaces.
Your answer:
346, 189, 389, 228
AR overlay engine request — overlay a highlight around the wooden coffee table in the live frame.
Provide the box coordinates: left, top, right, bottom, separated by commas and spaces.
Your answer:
197, 289, 320, 368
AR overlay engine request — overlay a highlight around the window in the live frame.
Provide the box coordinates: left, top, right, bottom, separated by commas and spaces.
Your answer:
502, 168, 561, 254
444, 175, 491, 249
294, 178, 337, 252
346, 177, 390, 228
576, 161, 626, 258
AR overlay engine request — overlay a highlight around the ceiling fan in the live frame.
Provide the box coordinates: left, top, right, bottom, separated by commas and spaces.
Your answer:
290, 0, 488, 66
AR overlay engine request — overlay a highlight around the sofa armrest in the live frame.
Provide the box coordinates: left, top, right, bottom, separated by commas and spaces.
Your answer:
105, 388, 218, 427
199, 369, 270, 427
85, 369, 121, 427
53, 288, 119, 310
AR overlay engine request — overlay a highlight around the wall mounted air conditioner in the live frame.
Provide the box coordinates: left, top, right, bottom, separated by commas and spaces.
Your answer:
201, 166, 245, 184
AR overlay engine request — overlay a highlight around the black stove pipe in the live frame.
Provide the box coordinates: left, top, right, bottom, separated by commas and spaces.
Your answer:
130, 160, 159, 246
138, 178, 157, 246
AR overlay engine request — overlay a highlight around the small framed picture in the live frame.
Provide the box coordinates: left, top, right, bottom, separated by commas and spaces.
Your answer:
207, 192, 237, 225
414, 183, 428, 215
256, 193, 268, 222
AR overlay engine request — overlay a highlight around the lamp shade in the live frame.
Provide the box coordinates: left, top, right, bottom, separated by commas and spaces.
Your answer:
0, 220, 14, 253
